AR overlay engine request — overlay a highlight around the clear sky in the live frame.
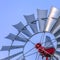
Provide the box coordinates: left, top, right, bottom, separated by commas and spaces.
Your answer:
0, 0, 60, 60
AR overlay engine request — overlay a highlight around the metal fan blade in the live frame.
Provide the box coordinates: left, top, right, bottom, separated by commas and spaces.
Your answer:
13, 22, 24, 32
24, 14, 38, 33
57, 42, 60, 45
52, 57, 57, 60
57, 44, 60, 48
56, 37, 60, 42
13, 22, 32, 37
54, 53, 60, 60
52, 56, 58, 60
37, 9, 48, 32
0, 45, 24, 51
56, 51, 60, 55
54, 29, 60, 37
0, 51, 23, 60
52, 25, 60, 35
22, 27, 32, 37
51, 16, 60, 34
45, 7, 60, 32
6, 33, 28, 42
56, 34, 60, 38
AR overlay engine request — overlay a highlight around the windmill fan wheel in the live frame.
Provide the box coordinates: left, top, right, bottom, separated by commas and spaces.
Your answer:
0, 6, 60, 60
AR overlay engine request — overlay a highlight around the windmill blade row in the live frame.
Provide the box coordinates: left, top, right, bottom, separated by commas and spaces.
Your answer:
45, 7, 60, 32
37, 9, 48, 32
24, 14, 38, 33
13, 22, 32, 37
51, 16, 60, 34
0, 51, 23, 60
0, 45, 24, 51
6, 33, 28, 42
0, 7, 60, 60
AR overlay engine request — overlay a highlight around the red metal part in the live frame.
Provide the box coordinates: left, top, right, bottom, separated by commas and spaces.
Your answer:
35, 43, 55, 60
46, 57, 48, 60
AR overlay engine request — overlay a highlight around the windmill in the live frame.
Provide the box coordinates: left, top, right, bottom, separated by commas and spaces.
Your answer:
0, 6, 60, 60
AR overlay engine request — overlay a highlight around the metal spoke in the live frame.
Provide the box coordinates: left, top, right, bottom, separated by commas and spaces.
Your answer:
40, 33, 43, 43
39, 32, 45, 44
24, 47, 35, 55
35, 52, 38, 60
38, 53, 41, 60
29, 40, 35, 45
43, 33, 46, 46
8, 32, 20, 59
25, 52, 37, 57
39, 33, 43, 43
16, 47, 35, 60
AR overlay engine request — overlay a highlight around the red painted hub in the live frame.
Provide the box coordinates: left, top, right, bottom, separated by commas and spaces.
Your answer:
35, 43, 55, 60
35, 43, 41, 49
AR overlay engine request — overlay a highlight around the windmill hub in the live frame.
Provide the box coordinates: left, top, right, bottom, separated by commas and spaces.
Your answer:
35, 43, 41, 49
35, 43, 55, 57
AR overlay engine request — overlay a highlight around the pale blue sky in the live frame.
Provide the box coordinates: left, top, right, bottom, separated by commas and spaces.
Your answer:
0, 0, 60, 60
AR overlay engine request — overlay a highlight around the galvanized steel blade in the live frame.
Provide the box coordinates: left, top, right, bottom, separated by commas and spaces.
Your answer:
56, 51, 60, 55
0, 45, 24, 51
6, 33, 28, 42
22, 26, 32, 37
54, 29, 60, 37
24, 14, 38, 33
45, 7, 60, 32
56, 37, 60, 42
51, 16, 60, 34
54, 53, 60, 60
13, 22, 24, 32
57, 44, 60, 48
37, 9, 48, 32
